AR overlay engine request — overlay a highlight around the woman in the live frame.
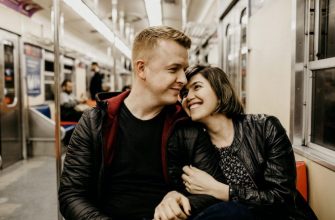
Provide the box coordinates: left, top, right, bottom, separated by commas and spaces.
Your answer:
180, 65, 317, 220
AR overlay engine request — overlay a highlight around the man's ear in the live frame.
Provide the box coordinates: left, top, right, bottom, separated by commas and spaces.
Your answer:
134, 59, 146, 80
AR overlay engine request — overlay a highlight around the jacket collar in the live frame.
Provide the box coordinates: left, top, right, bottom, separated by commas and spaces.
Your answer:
96, 91, 130, 118
231, 116, 244, 153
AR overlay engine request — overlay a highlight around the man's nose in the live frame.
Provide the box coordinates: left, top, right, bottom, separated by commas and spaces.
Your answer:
177, 70, 187, 86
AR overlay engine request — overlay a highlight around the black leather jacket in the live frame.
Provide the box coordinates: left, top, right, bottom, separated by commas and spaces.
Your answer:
58, 92, 221, 220
228, 114, 316, 220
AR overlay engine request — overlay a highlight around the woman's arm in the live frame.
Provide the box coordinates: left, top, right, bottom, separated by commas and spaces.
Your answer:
182, 165, 229, 201
229, 116, 296, 206
182, 116, 296, 207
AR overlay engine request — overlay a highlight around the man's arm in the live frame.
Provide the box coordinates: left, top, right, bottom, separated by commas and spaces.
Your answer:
58, 110, 110, 220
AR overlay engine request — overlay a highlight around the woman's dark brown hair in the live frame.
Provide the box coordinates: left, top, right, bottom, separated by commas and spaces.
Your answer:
183, 64, 244, 118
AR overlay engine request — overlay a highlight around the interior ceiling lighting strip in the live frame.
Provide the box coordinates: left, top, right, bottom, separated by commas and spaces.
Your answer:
63, 0, 131, 58
144, 0, 163, 26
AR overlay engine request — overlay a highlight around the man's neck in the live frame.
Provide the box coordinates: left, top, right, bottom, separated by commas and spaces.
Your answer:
124, 90, 164, 120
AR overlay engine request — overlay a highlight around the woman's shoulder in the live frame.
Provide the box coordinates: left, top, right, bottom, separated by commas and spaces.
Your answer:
239, 114, 286, 138
239, 114, 280, 125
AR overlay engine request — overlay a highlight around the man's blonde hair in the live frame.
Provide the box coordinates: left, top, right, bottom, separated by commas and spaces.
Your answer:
132, 26, 191, 65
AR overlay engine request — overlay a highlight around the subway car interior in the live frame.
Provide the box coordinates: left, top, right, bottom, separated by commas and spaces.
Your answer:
0, 0, 334, 219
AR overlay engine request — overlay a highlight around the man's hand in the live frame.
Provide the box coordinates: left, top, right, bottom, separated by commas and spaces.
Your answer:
153, 191, 191, 220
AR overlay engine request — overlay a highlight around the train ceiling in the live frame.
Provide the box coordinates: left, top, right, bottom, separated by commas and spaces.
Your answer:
30, 0, 218, 60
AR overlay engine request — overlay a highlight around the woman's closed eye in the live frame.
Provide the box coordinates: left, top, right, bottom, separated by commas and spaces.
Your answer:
193, 84, 202, 90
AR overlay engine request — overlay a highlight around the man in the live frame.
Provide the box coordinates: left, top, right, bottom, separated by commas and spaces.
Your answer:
89, 62, 103, 100
60, 79, 87, 122
59, 26, 221, 220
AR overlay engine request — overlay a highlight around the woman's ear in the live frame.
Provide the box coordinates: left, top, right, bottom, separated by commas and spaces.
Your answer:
134, 59, 146, 80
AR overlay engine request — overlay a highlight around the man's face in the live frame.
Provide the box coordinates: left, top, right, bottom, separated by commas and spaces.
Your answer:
63, 82, 73, 94
91, 64, 99, 72
142, 39, 189, 105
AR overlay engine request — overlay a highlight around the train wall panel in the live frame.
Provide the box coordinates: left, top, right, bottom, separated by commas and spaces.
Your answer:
295, 154, 335, 220
247, 0, 292, 130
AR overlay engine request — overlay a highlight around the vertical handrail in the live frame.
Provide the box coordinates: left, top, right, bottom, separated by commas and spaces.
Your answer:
52, 0, 63, 220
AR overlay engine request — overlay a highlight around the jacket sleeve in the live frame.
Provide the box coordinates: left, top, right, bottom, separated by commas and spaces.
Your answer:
58, 110, 111, 220
174, 123, 224, 214
229, 116, 296, 208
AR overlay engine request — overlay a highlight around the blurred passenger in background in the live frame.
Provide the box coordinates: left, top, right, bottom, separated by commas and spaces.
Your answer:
60, 79, 87, 122
89, 62, 103, 100
180, 65, 317, 220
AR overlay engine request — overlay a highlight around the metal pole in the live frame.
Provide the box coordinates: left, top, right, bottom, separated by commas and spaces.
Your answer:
113, 42, 117, 90
182, 0, 188, 30
52, 0, 63, 219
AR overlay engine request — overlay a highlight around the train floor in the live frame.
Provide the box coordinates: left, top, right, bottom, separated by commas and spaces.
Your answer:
0, 156, 60, 220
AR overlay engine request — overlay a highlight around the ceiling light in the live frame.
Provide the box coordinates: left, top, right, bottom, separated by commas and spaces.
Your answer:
63, 0, 131, 58
144, 0, 162, 26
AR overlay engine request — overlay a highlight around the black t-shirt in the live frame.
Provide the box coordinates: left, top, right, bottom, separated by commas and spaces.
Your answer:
102, 103, 169, 219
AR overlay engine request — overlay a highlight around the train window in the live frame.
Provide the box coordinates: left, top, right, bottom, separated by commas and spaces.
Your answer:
64, 65, 73, 81
293, 0, 335, 161
240, 8, 247, 107
45, 60, 54, 72
45, 84, 55, 101
225, 24, 237, 91
318, 0, 335, 59
2, 41, 16, 105
311, 68, 335, 151
44, 60, 54, 101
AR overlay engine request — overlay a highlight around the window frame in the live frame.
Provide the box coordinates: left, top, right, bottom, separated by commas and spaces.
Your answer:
292, 0, 335, 170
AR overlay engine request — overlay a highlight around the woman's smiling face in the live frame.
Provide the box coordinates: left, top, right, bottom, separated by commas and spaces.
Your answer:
182, 73, 219, 122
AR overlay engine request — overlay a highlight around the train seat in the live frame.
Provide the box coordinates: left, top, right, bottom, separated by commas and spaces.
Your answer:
296, 161, 308, 201
33, 104, 51, 119
33, 104, 76, 134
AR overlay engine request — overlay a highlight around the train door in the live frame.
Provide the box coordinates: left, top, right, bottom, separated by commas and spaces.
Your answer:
0, 29, 22, 168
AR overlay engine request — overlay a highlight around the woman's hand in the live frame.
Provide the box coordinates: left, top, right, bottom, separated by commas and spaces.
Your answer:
182, 165, 229, 201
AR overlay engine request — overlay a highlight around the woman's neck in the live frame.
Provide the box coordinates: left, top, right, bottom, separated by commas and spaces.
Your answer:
202, 114, 234, 148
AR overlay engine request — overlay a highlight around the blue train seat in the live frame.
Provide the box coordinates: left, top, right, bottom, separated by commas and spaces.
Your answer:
33, 104, 76, 137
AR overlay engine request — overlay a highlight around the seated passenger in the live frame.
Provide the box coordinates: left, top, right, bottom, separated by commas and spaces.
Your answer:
180, 65, 317, 220
60, 79, 88, 122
